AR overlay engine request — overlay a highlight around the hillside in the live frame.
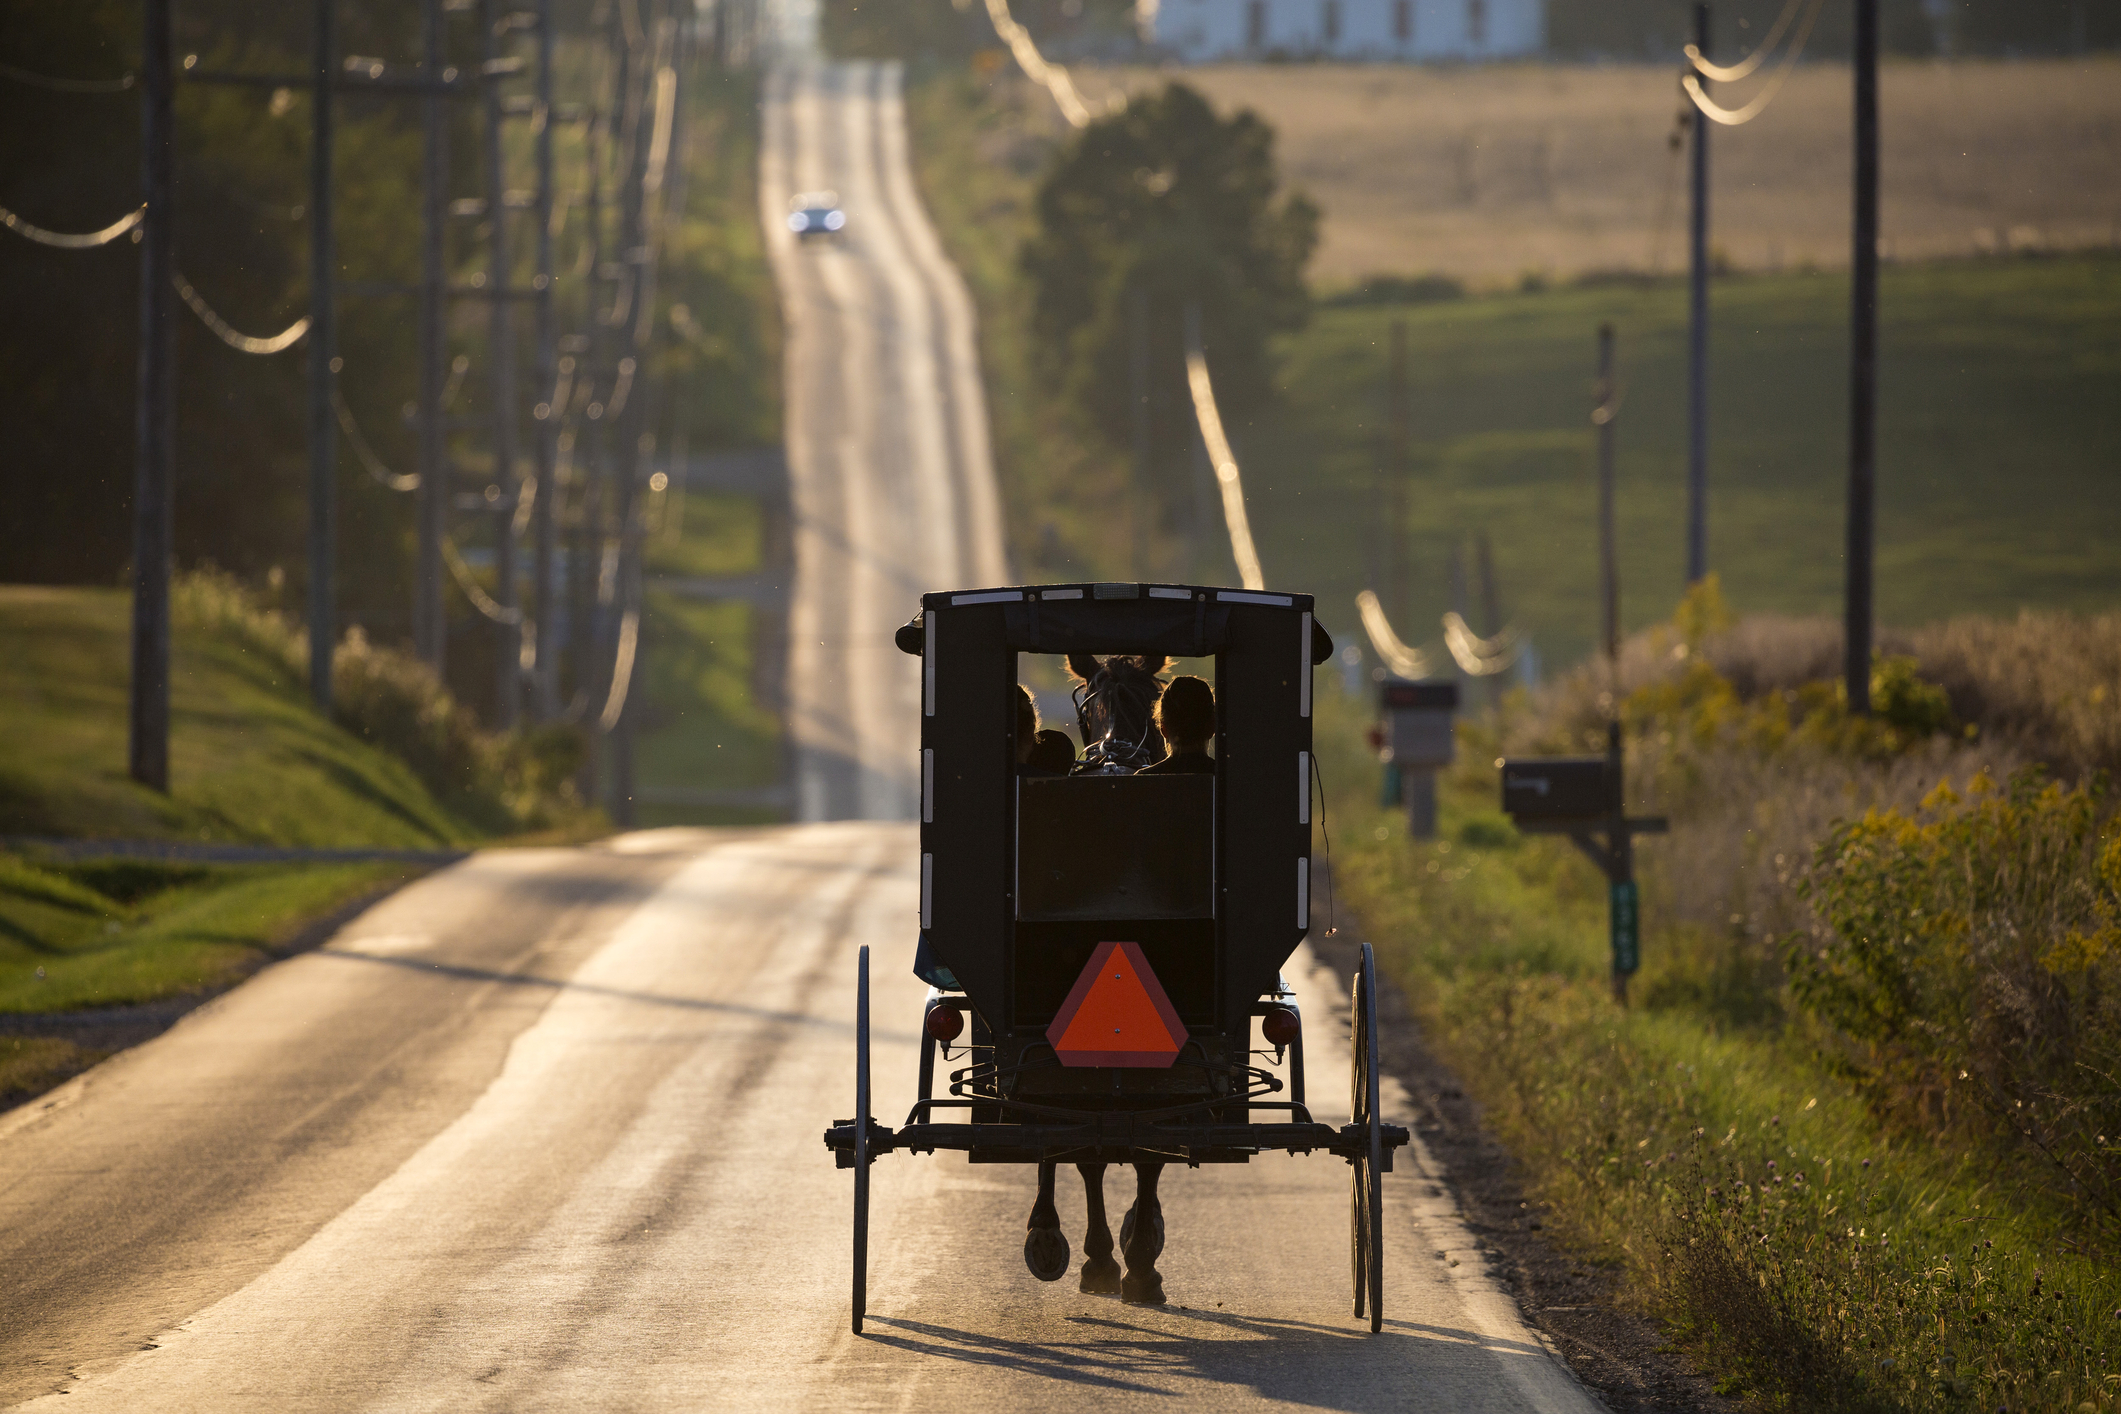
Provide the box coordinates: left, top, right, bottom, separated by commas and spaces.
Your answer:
0, 586, 484, 846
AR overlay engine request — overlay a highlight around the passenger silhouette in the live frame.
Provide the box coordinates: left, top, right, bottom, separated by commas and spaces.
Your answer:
1138, 675, 1214, 775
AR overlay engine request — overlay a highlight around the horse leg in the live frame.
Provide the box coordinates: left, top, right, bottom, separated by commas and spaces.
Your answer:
1120, 1161, 1167, 1305
1076, 1162, 1121, 1293
1024, 1159, 1070, 1281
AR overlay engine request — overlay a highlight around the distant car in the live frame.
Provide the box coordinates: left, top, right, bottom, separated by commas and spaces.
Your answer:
788, 190, 845, 239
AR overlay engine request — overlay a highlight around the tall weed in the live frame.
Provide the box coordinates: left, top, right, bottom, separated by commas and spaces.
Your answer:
173, 569, 588, 830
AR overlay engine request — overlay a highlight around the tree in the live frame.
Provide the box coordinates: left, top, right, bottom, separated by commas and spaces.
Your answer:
1019, 82, 1316, 521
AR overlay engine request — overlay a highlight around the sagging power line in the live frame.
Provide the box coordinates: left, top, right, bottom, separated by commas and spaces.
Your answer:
1180, 303, 1265, 593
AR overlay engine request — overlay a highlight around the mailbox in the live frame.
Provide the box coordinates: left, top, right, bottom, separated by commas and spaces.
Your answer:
1381, 678, 1458, 769
1500, 756, 1611, 822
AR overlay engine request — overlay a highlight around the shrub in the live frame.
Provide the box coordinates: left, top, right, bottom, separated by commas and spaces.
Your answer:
173, 569, 588, 831
1793, 768, 2121, 1233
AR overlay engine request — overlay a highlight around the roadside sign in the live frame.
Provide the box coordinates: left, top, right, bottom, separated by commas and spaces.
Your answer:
1610, 880, 1640, 976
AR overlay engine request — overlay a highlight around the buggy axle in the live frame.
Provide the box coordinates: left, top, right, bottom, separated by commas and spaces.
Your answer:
825, 1117, 1408, 1167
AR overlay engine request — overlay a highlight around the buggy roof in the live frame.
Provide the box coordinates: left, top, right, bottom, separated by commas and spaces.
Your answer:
898, 583, 1334, 664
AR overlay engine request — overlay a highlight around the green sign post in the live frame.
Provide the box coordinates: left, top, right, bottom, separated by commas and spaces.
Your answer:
1499, 722, 1666, 1002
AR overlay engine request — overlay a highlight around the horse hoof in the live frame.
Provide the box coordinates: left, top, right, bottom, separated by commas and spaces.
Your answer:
1079, 1255, 1122, 1295
1120, 1205, 1165, 1261
1024, 1226, 1071, 1282
1121, 1270, 1167, 1305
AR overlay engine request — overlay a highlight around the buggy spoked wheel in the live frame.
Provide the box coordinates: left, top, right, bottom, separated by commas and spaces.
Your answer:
1349, 942, 1384, 1333
852, 945, 872, 1335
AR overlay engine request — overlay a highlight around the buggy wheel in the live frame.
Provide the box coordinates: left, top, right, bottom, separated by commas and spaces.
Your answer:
1349, 942, 1384, 1332
853, 945, 871, 1335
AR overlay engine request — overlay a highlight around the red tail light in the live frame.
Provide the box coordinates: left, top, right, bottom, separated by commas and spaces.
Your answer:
1261, 1006, 1300, 1047
925, 1004, 964, 1042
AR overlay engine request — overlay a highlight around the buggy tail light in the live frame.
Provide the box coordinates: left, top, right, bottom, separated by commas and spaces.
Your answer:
925, 1004, 964, 1042
1261, 1006, 1300, 1047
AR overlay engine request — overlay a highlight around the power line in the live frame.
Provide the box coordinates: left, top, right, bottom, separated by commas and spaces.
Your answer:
1181, 303, 1265, 592
332, 384, 420, 490
1683, 0, 1828, 128
172, 271, 310, 353
1683, 0, 1804, 83
0, 59, 135, 92
0, 203, 143, 248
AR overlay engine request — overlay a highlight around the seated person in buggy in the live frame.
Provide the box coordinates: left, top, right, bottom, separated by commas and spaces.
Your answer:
1137, 674, 1213, 775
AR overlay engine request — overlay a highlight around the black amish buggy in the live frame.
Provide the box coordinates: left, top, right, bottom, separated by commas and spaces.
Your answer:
822, 581, 1411, 1334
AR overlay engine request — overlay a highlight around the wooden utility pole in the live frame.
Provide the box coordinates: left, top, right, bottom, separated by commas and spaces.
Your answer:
131, 0, 176, 791
307, 0, 338, 713
416, 0, 449, 672
482, 0, 521, 728
1686, 1, 1710, 586
1846, 0, 1879, 714
1596, 323, 1618, 666
532, 0, 559, 719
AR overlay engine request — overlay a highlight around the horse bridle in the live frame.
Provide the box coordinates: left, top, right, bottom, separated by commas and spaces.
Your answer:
1071, 675, 1161, 773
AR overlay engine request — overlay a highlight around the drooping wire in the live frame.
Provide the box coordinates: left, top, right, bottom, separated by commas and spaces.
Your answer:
0, 202, 143, 248
332, 385, 420, 491
173, 271, 309, 354
443, 535, 524, 624
1683, 0, 1806, 84
0, 59, 135, 93
1682, 0, 1828, 128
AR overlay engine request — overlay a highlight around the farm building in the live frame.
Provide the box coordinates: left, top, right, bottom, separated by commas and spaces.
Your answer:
1155, 0, 1544, 62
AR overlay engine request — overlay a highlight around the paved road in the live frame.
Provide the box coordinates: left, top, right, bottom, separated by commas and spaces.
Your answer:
763, 59, 1009, 823
1, 827, 1592, 1410
0, 60, 1596, 1412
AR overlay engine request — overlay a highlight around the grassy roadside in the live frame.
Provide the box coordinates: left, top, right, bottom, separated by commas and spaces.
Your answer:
1312, 628, 2120, 1411
0, 854, 419, 1106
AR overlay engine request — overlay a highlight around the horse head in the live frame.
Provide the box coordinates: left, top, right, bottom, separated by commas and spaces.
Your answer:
1066, 653, 1168, 772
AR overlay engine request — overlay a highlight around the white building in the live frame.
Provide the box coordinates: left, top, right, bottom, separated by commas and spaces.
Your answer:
1156, 0, 1543, 62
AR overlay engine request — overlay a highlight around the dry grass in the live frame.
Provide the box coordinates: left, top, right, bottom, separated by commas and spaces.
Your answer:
1053, 59, 2121, 284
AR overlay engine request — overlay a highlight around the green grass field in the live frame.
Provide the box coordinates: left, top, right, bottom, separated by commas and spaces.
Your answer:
0, 585, 487, 1033
1245, 256, 2121, 665
0, 587, 486, 847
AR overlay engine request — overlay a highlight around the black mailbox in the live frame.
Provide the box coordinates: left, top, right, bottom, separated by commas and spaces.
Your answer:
1500, 756, 1611, 821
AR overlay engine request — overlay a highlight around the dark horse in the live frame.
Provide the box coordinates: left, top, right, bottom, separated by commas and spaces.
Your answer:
1020, 653, 1171, 1302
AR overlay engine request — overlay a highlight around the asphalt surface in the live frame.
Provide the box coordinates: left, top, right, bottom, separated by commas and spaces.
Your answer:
0, 60, 1598, 1412
2, 826, 1595, 1410
763, 58, 1009, 823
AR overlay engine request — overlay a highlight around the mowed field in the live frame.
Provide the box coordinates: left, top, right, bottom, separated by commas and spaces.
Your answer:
1061, 59, 2121, 285
1237, 254, 2121, 666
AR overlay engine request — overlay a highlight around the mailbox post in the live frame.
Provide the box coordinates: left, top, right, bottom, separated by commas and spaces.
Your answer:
1500, 722, 1667, 1001
1380, 678, 1458, 839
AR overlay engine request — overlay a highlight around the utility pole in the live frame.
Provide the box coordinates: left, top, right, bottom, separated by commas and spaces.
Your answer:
532, 0, 559, 720
1386, 319, 1409, 626
130, 0, 175, 791
416, 0, 449, 672
482, 0, 521, 728
1596, 323, 1619, 668
1686, 1, 1711, 586
1846, 0, 1879, 714
1128, 283, 1148, 579
307, 0, 337, 713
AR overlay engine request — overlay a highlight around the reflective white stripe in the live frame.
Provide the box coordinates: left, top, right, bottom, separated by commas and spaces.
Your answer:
921, 853, 934, 929
1296, 859, 1309, 929
923, 612, 936, 716
1219, 590, 1293, 606
1147, 586, 1190, 600
1040, 587, 1083, 600
1299, 611, 1313, 717
950, 590, 1022, 605
1298, 751, 1310, 824
922, 748, 934, 823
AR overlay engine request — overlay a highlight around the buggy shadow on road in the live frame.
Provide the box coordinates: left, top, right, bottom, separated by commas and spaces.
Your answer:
864, 1308, 1565, 1410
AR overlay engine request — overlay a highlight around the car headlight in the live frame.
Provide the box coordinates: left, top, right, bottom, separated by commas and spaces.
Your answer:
787, 212, 808, 232
824, 210, 846, 231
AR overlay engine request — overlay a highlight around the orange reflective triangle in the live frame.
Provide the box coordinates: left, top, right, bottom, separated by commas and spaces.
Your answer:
1046, 940, 1186, 1068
